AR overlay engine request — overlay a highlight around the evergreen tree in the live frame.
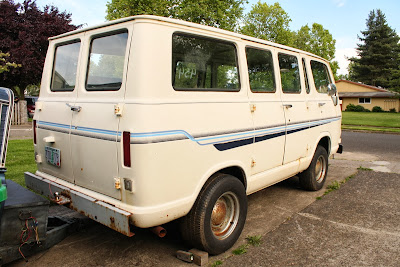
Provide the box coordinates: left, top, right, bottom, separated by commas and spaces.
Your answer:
349, 9, 400, 91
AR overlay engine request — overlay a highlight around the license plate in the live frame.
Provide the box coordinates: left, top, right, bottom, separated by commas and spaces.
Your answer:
45, 146, 61, 167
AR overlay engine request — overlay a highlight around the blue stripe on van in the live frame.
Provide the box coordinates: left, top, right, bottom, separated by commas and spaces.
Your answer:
36, 116, 341, 150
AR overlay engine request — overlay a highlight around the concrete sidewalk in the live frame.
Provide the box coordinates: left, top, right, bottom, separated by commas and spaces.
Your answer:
220, 170, 400, 266
9, 124, 32, 140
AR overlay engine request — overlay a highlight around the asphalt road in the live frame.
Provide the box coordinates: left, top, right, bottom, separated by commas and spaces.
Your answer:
342, 131, 400, 161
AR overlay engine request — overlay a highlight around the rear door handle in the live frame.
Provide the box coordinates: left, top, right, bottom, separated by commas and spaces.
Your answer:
66, 103, 82, 112
283, 104, 293, 109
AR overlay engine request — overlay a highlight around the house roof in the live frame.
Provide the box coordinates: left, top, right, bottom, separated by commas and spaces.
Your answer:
336, 80, 390, 92
336, 80, 399, 98
339, 92, 398, 98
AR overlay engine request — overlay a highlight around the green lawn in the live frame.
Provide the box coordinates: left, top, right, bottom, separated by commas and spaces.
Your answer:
6, 139, 36, 186
342, 111, 400, 129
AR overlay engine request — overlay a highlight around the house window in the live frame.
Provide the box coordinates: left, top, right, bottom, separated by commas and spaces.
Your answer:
359, 98, 371, 104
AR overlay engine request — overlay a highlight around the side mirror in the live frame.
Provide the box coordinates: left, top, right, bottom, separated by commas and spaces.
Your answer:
332, 95, 339, 106
327, 83, 337, 96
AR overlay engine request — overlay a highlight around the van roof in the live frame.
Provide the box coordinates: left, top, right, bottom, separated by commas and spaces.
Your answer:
50, 15, 327, 62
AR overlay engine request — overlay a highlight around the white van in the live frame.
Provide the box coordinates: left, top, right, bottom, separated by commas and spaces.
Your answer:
25, 15, 342, 254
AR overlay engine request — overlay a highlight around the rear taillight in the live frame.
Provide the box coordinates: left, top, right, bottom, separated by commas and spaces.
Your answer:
123, 131, 131, 167
33, 120, 37, 144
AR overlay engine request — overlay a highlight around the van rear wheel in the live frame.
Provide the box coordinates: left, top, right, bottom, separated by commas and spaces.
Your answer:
180, 173, 247, 255
299, 146, 328, 191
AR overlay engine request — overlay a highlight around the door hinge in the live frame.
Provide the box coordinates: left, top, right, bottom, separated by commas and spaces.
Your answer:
250, 104, 256, 112
251, 158, 256, 167
114, 177, 121, 190
114, 104, 123, 116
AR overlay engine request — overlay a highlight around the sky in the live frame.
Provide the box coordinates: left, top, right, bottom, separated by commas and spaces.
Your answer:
33, 0, 400, 75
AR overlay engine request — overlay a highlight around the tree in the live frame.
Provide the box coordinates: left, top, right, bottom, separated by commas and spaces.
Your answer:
349, 9, 400, 90
240, 1, 293, 45
0, 0, 79, 98
0, 51, 20, 74
106, 0, 171, 20
106, 0, 247, 31
293, 23, 336, 61
293, 23, 338, 78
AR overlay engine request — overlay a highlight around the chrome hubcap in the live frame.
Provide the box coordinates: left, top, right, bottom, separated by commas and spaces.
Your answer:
211, 192, 240, 240
315, 155, 326, 183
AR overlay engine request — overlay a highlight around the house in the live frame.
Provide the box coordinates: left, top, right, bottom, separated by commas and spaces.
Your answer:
336, 80, 399, 112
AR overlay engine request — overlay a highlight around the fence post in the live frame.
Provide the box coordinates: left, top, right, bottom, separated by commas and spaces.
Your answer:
11, 100, 28, 125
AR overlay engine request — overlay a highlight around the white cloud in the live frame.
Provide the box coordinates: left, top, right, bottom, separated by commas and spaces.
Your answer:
334, 47, 358, 75
332, 0, 346, 8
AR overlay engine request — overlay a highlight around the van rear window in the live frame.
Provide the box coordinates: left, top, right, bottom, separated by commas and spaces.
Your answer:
86, 31, 128, 91
172, 34, 239, 91
51, 41, 80, 91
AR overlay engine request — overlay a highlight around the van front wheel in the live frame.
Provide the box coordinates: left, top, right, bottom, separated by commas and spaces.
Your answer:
180, 173, 247, 255
299, 146, 328, 191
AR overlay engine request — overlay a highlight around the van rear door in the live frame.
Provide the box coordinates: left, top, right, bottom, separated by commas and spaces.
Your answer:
70, 27, 132, 200
35, 38, 82, 184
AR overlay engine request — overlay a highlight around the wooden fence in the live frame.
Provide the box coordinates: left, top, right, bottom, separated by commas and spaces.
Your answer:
11, 100, 28, 125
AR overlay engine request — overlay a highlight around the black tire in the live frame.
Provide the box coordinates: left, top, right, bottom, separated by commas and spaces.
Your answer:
299, 146, 328, 191
180, 173, 247, 255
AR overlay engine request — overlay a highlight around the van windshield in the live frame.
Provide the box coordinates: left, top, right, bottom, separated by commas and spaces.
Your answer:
86, 31, 128, 91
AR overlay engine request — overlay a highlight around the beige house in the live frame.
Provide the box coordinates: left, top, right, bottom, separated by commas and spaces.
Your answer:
336, 80, 399, 112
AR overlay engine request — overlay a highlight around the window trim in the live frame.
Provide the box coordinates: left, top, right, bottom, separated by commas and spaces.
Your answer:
245, 45, 276, 94
171, 32, 241, 92
278, 52, 302, 94
50, 39, 81, 92
359, 97, 371, 104
85, 29, 129, 92
302, 58, 310, 94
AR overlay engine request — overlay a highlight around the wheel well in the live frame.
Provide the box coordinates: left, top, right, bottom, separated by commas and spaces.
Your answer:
218, 166, 247, 189
318, 136, 331, 155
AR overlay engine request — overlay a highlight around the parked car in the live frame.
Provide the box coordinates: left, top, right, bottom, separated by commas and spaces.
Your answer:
25, 96, 38, 118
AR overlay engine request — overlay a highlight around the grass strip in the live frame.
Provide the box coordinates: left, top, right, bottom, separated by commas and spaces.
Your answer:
6, 139, 36, 186
342, 125, 400, 133
342, 111, 400, 128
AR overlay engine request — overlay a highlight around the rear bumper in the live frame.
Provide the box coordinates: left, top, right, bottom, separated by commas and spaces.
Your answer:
25, 172, 134, 237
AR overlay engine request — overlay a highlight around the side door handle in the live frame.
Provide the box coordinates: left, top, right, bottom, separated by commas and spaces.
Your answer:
283, 104, 293, 109
318, 102, 326, 107
66, 103, 82, 112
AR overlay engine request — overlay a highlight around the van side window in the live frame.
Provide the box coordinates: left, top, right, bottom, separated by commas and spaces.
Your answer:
172, 34, 239, 91
51, 41, 81, 91
246, 47, 275, 93
302, 58, 310, 94
310, 60, 331, 94
278, 53, 301, 93
86, 31, 128, 91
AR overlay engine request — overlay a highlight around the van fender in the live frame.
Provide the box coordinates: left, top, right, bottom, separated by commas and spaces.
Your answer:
313, 132, 332, 156
185, 160, 248, 214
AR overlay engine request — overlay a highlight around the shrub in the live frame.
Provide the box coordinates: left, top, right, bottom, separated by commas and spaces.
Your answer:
389, 108, 397, 113
346, 104, 369, 112
372, 106, 384, 112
